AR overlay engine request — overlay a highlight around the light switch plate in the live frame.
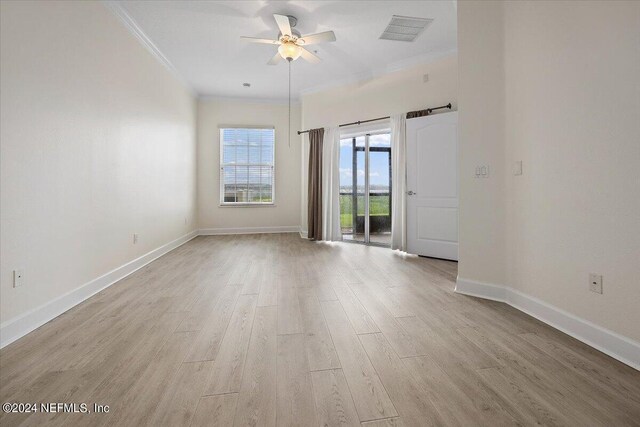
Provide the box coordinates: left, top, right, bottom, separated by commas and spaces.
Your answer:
13, 269, 24, 288
514, 160, 523, 176
475, 165, 490, 178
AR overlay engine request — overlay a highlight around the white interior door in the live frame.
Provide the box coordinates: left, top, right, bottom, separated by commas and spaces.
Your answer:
406, 112, 458, 260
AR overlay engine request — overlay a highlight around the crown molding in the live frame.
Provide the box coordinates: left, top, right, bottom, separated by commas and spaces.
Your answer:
102, 1, 196, 96
194, 48, 455, 101
103, 1, 455, 102
300, 49, 458, 97
198, 94, 301, 106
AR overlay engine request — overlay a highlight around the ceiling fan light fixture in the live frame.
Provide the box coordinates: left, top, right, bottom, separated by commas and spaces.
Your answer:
278, 42, 301, 61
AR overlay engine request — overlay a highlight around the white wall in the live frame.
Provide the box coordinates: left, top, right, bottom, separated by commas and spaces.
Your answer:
456, 1, 507, 286
197, 98, 301, 231
502, 0, 640, 341
300, 54, 459, 233
0, 2, 196, 326
458, 0, 640, 342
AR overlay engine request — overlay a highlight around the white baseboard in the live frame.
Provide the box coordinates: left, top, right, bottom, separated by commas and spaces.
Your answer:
454, 278, 506, 302
198, 226, 300, 235
0, 230, 198, 349
455, 277, 640, 371
299, 227, 308, 239
0, 227, 306, 348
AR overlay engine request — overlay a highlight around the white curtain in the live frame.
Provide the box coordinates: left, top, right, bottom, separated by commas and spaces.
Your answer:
322, 126, 342, 241
390, 114, 407, 251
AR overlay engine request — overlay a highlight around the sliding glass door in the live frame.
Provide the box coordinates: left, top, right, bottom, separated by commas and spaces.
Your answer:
339, 132, 391, 246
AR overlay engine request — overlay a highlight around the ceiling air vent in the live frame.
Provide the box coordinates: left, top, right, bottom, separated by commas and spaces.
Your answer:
379, 15, 433, 42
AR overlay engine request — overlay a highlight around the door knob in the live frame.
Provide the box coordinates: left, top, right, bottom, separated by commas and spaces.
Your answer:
407, 190, 416, 195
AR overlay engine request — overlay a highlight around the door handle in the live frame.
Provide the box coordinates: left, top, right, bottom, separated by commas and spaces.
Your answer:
407, 191, 416, 196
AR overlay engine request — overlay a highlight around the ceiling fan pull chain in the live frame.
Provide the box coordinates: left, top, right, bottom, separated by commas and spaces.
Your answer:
288, 60, 291, 147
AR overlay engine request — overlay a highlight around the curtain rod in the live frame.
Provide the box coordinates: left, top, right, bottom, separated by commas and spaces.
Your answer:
297, 103, 452, 135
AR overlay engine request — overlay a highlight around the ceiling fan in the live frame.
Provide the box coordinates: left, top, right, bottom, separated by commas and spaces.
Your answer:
241, 14, 336, 64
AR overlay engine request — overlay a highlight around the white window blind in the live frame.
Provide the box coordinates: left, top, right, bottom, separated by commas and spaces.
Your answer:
220, 127, 275, 204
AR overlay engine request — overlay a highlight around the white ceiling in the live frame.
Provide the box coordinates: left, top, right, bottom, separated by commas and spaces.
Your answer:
114, 1, 457, 100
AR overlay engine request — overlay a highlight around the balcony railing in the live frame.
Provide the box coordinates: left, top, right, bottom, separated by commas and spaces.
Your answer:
339, 191, 391, 234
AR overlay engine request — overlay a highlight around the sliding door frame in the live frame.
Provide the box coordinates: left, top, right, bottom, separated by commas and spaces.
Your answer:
343, 130, 392, 247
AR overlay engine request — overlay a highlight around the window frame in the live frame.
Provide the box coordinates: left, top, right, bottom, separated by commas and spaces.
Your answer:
219, 126, 276, 207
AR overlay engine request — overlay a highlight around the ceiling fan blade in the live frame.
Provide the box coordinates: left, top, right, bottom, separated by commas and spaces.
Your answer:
267, 52, 283, 65
273, 14, 292, 36
299, 48, 321, 64
298, 31, 336, 45
240, 36, 280, 45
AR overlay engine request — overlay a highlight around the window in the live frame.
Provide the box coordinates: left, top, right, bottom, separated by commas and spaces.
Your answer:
220, 127, 275, 205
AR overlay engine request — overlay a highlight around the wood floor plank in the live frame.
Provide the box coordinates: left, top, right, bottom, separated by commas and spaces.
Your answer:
276, 334, 318, 427
361, 418, 405, 427
337, 265, 364, 285
476, 366, 571, 426
307, 274, 339, 301
227, 263, 250, 286
1, 235, 637, 427
176, 276, 228, 332
56, 296, 172, 372
20, 309, 179, 426
348, 284, 426, 358
191, 394, 238, 427
395, 331, 523, 426
234, 306, 277, 427
311, 369, 361, 427
458, 325, 635, 425
2, 283, 168, 393
277, 281, 303, 335
102, 330, 198, 426
83, 310, 186, 407
332, 282, 380, 334
516, 332, 640, 423
0, 298, 107, 378
0, 250, 184, 362
391, 292, 500, 369
402, 355, 517, 427
184, 285, 241, 362
352, 269, 415, 317
321, 301, 398, 422
149, 361, 213, 426
297, 287, 341, 371
257, 273, 278, 307
241, 261, 265, 295
204, 294, 258, 395
520, 331, 640, 403
358, 333, 443, 427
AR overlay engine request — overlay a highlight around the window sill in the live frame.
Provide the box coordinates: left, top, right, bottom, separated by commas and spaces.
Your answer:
218, 203, 277, 208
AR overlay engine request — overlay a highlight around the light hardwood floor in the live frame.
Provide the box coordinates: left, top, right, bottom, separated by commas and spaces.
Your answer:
1, 234, 639, 426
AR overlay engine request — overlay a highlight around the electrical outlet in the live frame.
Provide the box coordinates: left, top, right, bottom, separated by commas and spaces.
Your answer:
133, 233, 139, 244
589, 274, 603, 294
13, 269, 24, 288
